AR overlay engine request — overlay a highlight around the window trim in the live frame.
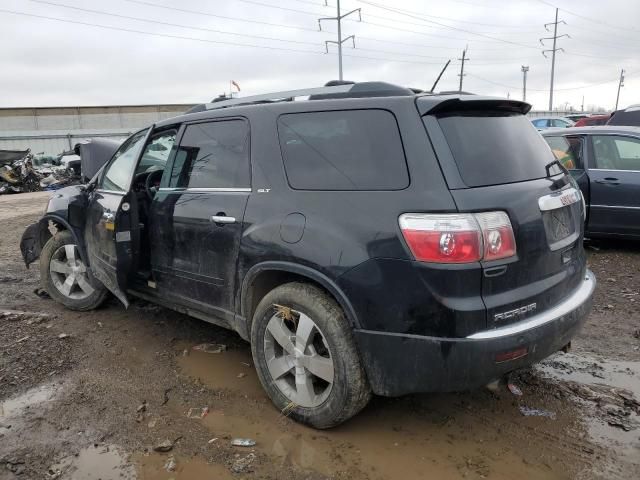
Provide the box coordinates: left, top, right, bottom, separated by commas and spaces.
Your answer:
165, 116, 252, 190
276, 108, 410, 192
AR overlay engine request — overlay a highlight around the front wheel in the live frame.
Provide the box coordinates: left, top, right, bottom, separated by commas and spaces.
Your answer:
250, 282, 371, 429
40, 230, 108, 311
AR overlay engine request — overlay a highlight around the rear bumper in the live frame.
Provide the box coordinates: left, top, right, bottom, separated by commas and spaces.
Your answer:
354, 270, 596, 396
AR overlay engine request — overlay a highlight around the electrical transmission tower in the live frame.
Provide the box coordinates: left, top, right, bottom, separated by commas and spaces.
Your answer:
521, 65, 529, 102
319, 0, 361, 81
615, 69, 625, 110
540, 8, 569, 110
458, 47, 469, 93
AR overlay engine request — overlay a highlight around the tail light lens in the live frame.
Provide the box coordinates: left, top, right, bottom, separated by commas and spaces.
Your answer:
399, 212, 516, 264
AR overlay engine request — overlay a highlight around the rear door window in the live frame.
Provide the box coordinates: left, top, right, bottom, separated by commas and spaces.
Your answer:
544, 135, 582, 169
435, 113, 559, 187
169, 120, 250, 189
592, 135, 640, 170
278, 110, 409, 190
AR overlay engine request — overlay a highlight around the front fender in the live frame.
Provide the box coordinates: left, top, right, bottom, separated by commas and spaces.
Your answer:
20, 215, 87, 268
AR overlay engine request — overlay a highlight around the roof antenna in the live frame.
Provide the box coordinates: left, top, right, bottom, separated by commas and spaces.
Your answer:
429, 60, 451, 93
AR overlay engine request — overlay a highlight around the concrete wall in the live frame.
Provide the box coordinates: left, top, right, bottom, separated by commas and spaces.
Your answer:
0, 104, 194, 154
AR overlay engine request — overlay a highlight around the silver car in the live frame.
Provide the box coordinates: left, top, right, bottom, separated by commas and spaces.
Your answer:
531, 116, 575, 130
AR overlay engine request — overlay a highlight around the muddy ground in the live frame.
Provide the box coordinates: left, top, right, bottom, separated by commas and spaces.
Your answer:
0, 192, 639, 480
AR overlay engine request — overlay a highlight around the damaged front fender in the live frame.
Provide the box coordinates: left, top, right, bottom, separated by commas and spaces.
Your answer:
19, 220, 51, 267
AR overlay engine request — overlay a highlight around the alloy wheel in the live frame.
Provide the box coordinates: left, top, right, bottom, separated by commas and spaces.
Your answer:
49, 244, 95, 300
263, 308, 334, 408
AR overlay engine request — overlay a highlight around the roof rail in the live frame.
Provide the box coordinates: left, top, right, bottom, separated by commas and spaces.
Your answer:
204, 85, 353, 110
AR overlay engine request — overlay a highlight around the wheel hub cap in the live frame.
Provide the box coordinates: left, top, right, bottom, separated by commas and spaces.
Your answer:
49, 244, 95, 300
264, 309, 334, 408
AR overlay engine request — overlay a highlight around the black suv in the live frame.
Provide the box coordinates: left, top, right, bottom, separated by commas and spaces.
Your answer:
20, 82, 595, 428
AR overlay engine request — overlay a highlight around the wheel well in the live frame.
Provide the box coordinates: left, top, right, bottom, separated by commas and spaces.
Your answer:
244, 270, 354, 329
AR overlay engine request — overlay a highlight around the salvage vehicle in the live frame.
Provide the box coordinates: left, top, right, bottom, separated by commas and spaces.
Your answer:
543, 126, 640, 239
20, 82, 596, 428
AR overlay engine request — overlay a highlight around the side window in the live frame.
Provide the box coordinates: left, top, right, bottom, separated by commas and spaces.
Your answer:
169, 120, 250, 189
611, 136, 640, 170
135, 129, 177, 176
545, 136, 581, 169
592, 136, 623, 170
551, 119, 569, 128
100, 129, 148, 191
277, 110, 409, 190
532, 119, 546, 128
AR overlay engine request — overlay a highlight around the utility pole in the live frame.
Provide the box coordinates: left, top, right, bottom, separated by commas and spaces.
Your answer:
521, 65, 529, 102
615, 68, 625, 110
319, 0, 361, 81
581, 95, 584, 112
540, 8, 569, 111
458, 47, 469, 93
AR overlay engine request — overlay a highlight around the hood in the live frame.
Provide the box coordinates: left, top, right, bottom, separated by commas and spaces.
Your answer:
76, 138, 122, 180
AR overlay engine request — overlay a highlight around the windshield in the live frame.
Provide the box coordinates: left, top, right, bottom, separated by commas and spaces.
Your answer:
435, 112, 561, 188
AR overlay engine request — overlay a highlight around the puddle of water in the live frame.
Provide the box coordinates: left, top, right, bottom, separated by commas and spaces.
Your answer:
135, 454, 233, 480
178, 345, 267, 399
51, 445, 136, 480
0, 383, 59, 421
178, 343, 569, 480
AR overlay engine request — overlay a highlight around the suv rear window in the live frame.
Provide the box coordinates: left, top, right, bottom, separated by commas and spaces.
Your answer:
278, 110, 409, 190
607, 108, 640, 126
436, 113, 559, 187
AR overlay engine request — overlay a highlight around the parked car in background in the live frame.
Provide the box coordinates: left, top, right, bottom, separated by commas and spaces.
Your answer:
20, 83, 595, 428
531, 116, 575, 130
542, 126, 640, 239
574, 114, 611, 127
607, 105, 640, 127
565, 114, 590, 122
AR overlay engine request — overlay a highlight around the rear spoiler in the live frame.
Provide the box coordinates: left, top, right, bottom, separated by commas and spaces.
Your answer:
417, 96, 531, 116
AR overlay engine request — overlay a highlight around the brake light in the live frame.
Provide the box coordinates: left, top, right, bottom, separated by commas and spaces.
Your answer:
399, 212, 516, 263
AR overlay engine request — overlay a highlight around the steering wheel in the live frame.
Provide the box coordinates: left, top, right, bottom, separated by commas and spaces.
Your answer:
144, 169, 164, 199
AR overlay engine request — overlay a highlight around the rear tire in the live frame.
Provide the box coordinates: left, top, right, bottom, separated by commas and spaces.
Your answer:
250, 282, 371, 429
40, 230, 108, 311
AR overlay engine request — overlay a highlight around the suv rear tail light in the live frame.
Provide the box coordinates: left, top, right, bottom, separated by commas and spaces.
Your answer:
399, 212, 516, 264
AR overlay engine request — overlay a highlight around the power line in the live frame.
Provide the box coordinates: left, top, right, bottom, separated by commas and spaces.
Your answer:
355, 0, 542, 49
540, 8, 569, 110
319, 0, 361, 80
535, 0, 640, 34
30, 0, 501, 63
124, 0, 318, 33
0, 8, 459, 67
467, 72, 632, 92
29, 0, 320, 46
349, 0, 533, 29
125, 0, 535, 48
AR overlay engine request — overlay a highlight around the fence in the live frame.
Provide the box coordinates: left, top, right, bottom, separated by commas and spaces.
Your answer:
0, 104, 194, 155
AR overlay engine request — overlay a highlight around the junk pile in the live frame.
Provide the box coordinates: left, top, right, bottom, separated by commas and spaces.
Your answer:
0, 149, 80, 195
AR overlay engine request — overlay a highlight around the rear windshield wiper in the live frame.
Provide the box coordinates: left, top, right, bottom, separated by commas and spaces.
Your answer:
545, 159, 569, 177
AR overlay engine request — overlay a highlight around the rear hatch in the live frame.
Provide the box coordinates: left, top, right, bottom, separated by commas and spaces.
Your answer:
419, 97, 586, 332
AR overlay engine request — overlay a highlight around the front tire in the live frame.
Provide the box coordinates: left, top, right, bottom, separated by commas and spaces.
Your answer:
40, 230, 108, 311
250, 282, 371, 429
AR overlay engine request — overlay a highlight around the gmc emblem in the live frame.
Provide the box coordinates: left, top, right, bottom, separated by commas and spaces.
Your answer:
494, 303, 537, 322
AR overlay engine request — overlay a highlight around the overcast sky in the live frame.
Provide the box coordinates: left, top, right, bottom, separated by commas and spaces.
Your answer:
1, 0, 639, 111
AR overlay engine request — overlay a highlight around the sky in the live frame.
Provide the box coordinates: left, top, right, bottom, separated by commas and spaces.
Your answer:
1, 0, 639, 111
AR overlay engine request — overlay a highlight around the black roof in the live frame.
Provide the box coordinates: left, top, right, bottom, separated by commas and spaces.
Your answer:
157, 81, 532, 129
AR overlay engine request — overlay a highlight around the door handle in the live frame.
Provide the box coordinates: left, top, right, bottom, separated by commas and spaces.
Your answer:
211, 215, 236, 225
595, 177, 619, 185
